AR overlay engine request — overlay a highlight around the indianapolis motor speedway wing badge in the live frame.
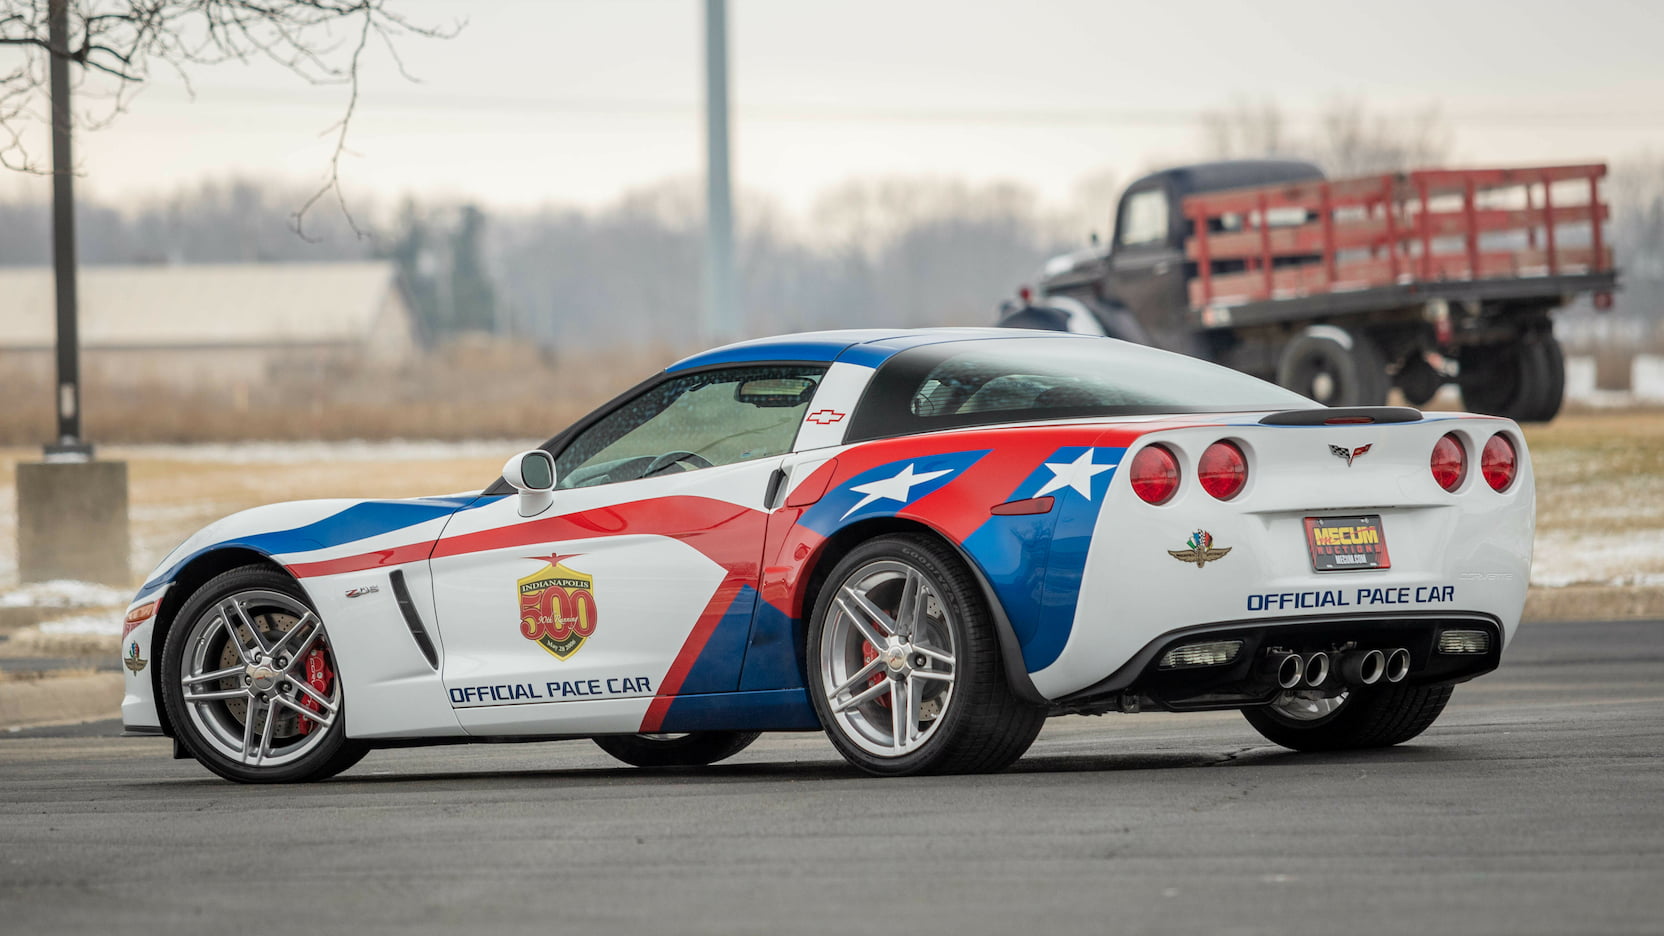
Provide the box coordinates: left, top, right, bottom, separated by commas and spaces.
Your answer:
1168, 530, 1232, 568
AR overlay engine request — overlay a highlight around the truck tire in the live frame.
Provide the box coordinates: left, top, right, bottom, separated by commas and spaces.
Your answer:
1395, 353, 1446, 407
1275, 326, 1388, 406
1527, 333, 1566, 422
1458, 333, 1563, 422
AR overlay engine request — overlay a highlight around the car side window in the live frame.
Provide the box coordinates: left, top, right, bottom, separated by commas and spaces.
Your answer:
554, 366, 826, 489
1118, 188, 1169, 247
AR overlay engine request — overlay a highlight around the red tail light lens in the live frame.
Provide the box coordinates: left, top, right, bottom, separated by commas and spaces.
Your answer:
1430, 433, 1467, 492
1130, 444, 1180, 505
1198, 440, 1247, 500
1481, 433, 1517, 492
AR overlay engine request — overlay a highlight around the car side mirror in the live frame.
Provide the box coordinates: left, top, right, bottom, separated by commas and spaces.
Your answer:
502, 450, 556, 517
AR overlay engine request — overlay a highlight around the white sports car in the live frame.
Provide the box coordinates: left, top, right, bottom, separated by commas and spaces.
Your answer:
118, 329, 1533, 782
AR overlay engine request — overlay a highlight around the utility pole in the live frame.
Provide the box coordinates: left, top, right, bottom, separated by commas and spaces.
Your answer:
17, 0, 129, 586
47, 0, 89, 458
702, 0, 738, 343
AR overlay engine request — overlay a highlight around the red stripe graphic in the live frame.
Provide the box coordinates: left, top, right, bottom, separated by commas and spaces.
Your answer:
638, 572, 749, 732
286, 541, 436, 579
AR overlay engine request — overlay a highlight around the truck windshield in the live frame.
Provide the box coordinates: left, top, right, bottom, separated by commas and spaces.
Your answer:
845, 336, 1316, 441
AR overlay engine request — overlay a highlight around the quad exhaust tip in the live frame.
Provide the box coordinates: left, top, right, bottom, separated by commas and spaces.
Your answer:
1341, 649, 1386, 686
1385, 647, 1411, 683
1268, 647, 1405, 690
1304, 652, 1330, 688
1276, 653, 1305, 689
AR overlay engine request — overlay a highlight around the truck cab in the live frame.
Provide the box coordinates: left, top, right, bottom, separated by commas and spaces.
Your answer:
1037, 160, 1324, 356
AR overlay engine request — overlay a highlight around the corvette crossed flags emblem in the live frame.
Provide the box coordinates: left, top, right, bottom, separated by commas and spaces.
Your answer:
1329, 443, 1372, 466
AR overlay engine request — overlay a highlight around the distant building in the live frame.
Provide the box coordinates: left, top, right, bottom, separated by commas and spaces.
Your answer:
0, 262, 417, 389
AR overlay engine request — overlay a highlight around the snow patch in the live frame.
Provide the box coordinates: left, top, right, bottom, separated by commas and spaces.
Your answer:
0, 580, 130, 609
1532, 530, 1664, 588
38, 613, 123, 636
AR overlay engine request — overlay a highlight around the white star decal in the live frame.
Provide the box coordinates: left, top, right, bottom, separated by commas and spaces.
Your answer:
1034, 449, 1117, 499
841, 463, 954, 519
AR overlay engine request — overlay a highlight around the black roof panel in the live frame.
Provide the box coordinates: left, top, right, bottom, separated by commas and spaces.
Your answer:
1128, 159, 1326, 199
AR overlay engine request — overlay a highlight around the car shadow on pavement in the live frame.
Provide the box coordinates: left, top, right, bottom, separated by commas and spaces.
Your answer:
133, 741, 1470, 791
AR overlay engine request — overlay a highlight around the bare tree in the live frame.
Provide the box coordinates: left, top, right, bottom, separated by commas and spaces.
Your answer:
1200, 96, 1450, 176
0, 0, 455, 235
1200, 97, 1292, 162
1315, 99, 1449, 176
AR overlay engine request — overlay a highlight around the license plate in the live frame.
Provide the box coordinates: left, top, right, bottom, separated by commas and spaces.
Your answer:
1304, 515, 1391, 572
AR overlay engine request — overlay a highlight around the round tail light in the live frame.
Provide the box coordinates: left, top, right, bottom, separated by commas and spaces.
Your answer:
1481, 433, 1517, 492
1130, 444, 1180, 505
1198, 440, 1247, 500
1430, 432, 1467, 492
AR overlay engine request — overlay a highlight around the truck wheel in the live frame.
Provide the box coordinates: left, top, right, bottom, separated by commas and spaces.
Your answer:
1526, 333, 1565, 422
1275, 326, 1388, 406
1395, 353, 1446, 407
1458, 334, 1563, 422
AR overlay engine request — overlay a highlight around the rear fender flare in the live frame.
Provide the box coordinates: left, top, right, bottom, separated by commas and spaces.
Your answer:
799, 518, 1046, 706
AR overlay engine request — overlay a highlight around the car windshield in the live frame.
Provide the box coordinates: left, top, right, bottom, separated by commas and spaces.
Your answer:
847, 336, 1316, 440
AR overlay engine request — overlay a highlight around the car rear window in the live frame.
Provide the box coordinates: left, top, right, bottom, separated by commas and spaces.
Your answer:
845, 336, 1315, 441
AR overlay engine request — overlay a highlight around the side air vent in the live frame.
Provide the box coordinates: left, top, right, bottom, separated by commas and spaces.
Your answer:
388, 569, 440, 669
1259, 406, 1422, 426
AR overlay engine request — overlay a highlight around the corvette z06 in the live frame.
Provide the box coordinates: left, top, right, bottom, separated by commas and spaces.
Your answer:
117, 329, 1533, 782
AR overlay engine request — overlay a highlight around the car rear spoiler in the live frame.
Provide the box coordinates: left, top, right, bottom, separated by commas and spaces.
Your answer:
1259, 406, 1423, 426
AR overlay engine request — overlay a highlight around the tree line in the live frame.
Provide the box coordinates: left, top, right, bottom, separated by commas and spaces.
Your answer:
0, 97, 1659, 351
0, 175, 1080, 348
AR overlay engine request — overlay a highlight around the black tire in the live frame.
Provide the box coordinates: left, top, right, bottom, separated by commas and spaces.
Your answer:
162, 566, 369, 784
1526, 332, 1566, 422
1276, 326, 1389, 406
807, 534, 1046, 776
593, 731, 760, 768
1241, 682, 1455, 752
1458, 332, 1563, 422
1395, 352, 1446, 407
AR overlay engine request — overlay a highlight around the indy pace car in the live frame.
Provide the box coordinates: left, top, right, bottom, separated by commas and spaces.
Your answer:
118, 329, 1534, 783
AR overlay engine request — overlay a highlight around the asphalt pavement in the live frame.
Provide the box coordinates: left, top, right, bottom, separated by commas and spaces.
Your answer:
2, 618, 1660, 936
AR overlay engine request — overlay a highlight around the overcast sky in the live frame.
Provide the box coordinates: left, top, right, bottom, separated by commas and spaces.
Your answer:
5, 0, 1663, 219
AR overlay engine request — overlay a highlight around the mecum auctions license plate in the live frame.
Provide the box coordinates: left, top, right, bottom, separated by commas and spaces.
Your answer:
1304, 515, 1391, 572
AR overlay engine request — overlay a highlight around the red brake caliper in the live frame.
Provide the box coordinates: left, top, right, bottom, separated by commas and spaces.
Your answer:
296, 645, 334, 735
861, 641, 891, 709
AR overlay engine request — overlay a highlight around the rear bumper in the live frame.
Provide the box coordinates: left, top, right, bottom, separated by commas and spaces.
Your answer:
1055, 610, 1503, 714
1021, 416, 1533, 700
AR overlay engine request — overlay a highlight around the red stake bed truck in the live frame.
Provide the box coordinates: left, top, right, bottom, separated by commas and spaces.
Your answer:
1004, 160, 1615, 421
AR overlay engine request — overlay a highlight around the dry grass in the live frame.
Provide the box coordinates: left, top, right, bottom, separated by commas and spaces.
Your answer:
0, 342, 687, 445
1522, 409, 1664, 537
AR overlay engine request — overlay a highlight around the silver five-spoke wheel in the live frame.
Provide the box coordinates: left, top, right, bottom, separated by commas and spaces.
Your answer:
808, 534, 1045, 776
162, 566, 367, 783
179, 588, 340, 768
821, 559, 958, 758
